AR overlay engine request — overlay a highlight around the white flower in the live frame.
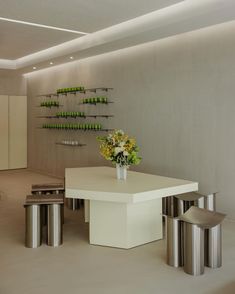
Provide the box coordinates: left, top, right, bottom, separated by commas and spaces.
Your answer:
119, 141, 125, 148
115, 147, 124, 155
116, 130, 124, 135
123, 151, 129, 156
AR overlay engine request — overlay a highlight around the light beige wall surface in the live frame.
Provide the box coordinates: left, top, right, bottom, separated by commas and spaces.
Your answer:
26, 21, 235, 219
9, 96, 27, 169
0, 70, 26, 96
0, 95, 9, 170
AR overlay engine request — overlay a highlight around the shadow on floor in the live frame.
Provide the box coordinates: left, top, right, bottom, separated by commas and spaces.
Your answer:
206, 281, 235, 294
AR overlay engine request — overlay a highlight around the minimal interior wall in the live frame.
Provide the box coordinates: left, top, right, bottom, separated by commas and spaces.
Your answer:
0, 70, 26, 95
26, 21, 235, 219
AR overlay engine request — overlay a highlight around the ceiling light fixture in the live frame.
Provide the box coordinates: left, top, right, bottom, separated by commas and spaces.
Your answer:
50, 62, 53, 65
33, 66, 37, 70
0, 17, 88, 35
69, 56, 74, 59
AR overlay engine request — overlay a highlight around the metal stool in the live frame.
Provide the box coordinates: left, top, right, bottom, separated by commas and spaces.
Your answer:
175, 192, 204, 216
205, 223, 223, 268
24, 204, 42, 248
162, 196, 178, 217
31, 183, 64, 195
204, 193, 217, 211
66, 198, 80, 210
26, 194, 64, 225
47, 204, 63, 247
179, 206, 226, 276
165, 215, 183, 267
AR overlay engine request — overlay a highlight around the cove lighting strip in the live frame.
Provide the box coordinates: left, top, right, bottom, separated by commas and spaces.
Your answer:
0, 17, 88, 35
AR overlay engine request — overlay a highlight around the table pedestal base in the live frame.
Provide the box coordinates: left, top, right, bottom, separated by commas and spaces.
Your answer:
89, 198, 162, 249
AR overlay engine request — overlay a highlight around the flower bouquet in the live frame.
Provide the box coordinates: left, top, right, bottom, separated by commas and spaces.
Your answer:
97, 129, 141, 180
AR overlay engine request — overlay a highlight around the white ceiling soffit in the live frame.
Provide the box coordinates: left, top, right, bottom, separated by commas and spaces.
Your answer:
3, 0, 235, 71
0, 59, 16, 69
0, 0, 182, 33
0, 19, 81, 59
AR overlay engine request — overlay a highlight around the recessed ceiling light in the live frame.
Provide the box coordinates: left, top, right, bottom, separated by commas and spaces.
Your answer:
69, 56, 74, 60
0, 17, 88, 35
50, 62, 53, 65
33, 66, 37, 70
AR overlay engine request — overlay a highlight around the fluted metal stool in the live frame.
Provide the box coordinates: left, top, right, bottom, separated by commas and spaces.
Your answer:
66, 198, 80, 210
162, 196, 178, 217
165, 215, 183, 267
179, 206, 226, 276
175, 192, 204, 216
204, 193, 217, 211
24, 204, 42, 248
31, 183, 64, 195
47, 203, 63, 247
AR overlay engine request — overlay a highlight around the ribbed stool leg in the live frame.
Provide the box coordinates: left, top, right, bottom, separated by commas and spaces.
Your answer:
183, 222, 205, 276
25, 204, 42, 248
205, 224, 222, 268
47, 204, 63, 247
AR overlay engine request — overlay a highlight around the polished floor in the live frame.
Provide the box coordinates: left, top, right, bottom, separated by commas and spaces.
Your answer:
0, 170, 235, 294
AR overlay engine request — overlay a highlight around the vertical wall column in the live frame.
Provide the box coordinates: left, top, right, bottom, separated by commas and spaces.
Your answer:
9, 95, 27, 169
0, 95, 9, 170
0, 95, 27, 170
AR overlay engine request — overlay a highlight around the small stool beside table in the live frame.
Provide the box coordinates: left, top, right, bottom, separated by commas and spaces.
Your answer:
24, 194, 64, 248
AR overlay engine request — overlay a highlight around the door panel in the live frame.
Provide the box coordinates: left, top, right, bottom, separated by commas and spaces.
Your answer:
0, 95, 9, 170
9, 95, 27, 169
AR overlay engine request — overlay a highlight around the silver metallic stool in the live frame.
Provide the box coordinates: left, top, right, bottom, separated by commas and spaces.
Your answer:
162, 196, 178, 217
204, 192, 217, 211
31, 183, 64, 195
66, 198, 81, 210
164, 215, 183, 267
47, 203, 63, 247
179, 206, 226, 276
24, 203, 42, 248
26, 194, 64, 247
175, 192, 204, 216
30, 184, 65, 225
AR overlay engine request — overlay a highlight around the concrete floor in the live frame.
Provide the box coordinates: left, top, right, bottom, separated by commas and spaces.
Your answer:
0, 169, 235, 294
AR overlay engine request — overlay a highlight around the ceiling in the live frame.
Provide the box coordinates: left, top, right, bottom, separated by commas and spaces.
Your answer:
1, 0, 235, 72
0, 0, 181, 33
0, 20, 79, 59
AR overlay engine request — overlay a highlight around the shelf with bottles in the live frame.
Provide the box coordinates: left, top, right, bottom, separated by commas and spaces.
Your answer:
37, 101, 62, 108
37, 111, 114, 119
36, 87, 113, 97
39, 123, 113, 132
79, 97, 114, 105
56, 140, 86, 147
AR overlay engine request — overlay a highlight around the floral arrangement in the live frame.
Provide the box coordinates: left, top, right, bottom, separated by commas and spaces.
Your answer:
97, 130, 141, 167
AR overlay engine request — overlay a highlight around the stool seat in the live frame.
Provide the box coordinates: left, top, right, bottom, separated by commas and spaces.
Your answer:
26, 194, 64, 205
179, 206, 226, 275
175, 192, 203, 202
31, 183, 64, 193
178, 206, 225, 229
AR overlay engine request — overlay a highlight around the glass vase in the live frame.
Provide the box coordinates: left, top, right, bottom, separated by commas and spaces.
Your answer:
116, 164, 127, 180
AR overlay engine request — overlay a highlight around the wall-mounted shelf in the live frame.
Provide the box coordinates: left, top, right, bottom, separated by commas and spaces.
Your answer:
36, 105, 63, 108
38, 127, 114, 132
56, 142, 86, 147
36, 87, 113, 97
37, 115, 114, 119
37, 93, 59, 98
78, 102, 114, 105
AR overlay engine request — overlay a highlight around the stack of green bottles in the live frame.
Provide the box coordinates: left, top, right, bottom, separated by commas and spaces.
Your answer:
82, 97, 108, 104
42, 123, 102, 130
56, 111, 85, 118
57, 86, 85, 94
40, 101, 59, 107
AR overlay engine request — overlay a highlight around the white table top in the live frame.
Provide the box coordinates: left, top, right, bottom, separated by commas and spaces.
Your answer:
65, 166, 198, 203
